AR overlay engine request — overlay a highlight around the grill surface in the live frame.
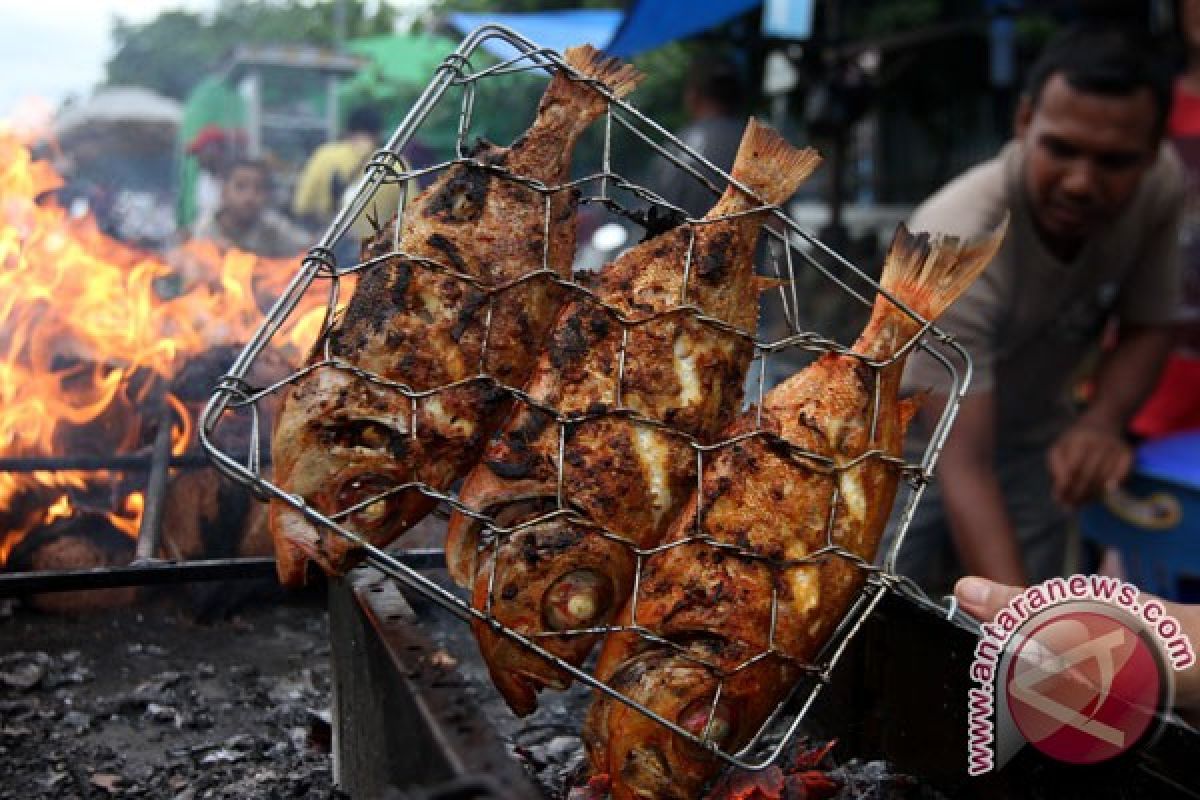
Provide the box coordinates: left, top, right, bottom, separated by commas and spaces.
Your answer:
335, 558, 1200, 799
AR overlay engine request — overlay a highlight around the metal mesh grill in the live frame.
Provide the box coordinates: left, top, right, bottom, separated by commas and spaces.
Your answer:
200, 26, 972, 774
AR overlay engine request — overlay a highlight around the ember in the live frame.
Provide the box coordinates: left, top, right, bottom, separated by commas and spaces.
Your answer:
705, 740, 841, 800
0, 129, 335, 568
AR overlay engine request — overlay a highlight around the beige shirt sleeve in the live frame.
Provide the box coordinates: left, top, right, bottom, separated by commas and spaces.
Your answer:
900, 157, 1011, 397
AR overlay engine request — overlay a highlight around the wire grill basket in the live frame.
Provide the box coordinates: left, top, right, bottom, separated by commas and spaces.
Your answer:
200, 25, 974, 776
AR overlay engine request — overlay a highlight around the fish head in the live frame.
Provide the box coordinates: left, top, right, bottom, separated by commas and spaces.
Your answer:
271, 367, 434, 580
468, 504, 633, 715
598, 648, 739, 800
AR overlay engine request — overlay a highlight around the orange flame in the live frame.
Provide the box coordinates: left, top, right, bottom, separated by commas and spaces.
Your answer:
0, 128, 338, 564
45, 494, 72, 525
107, 492, 144, 540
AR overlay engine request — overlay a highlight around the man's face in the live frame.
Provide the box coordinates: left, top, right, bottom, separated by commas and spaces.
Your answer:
222, 165, 267, 226
196, 140, 229, 174
1015, 72, 1158, 255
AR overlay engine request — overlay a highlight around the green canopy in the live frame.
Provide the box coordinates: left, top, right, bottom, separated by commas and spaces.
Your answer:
339, 32, 544, 155
176, 76, 248, 228
344, 32, 461, 87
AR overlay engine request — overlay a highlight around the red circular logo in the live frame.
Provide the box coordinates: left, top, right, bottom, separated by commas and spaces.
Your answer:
1005, 610, 1163, 765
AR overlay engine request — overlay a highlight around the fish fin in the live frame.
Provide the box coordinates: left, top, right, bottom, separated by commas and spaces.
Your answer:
563, 45, 644, 101
879, 216, 1008, 323
754, 275, 787, 295
899, 392, 925, 432
727, 117, 821, 208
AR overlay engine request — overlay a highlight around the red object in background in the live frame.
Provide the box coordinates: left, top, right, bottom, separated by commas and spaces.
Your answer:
1130, 355, 1200, 439
1134, 79, 1200, 440
1169, 81, 1200, 136
186, 124, 247, 155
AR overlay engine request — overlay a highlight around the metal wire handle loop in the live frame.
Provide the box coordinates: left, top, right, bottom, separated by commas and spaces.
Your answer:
198, 24, 973, 775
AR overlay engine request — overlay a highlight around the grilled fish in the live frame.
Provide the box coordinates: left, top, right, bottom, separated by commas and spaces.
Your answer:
444, 119, 820, 715
269, 46, 643, 585
583, 222, 1006, 800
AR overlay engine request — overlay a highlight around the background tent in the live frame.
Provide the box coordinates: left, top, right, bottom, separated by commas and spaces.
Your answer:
605, 0, 761, 57
446, 10, 624, 59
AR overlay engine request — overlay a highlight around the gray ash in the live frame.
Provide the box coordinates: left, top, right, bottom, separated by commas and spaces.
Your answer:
0, 599, 339, 800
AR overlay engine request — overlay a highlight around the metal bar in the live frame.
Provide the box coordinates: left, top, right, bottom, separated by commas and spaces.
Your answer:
329, 571, 542, 799
134, 406, 174, 562
0, 558, 278, 595
0, 454, 215, 473
0, 549, 446, 596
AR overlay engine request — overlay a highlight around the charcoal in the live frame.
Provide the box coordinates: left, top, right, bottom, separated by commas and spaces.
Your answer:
61, 710, 90, 733
0, 652, 50, 690
0, 602, 335, 800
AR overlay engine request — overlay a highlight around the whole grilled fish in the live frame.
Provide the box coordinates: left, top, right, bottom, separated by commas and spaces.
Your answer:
444, 119, 820, 715
583, 222, 1006, 800
270, 46, 643, 585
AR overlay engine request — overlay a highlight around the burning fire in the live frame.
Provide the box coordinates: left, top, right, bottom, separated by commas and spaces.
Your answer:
0, 129, 334, 564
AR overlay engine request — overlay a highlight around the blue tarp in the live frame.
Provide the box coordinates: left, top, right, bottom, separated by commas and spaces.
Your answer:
447, 10, 624, 60
1137, 431, 1200, 491
448, 1, 766, 60
605, 0, 762, 57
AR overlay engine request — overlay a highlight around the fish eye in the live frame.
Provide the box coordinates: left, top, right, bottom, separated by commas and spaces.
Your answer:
336, 474, 394, 529
541, 569, 614, 631
677, 697, 736, 747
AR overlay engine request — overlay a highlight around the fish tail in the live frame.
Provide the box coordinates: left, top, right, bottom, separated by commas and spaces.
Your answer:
879, 217, 1007, 324
562, 44, 644, 102
724, 117, 821, 209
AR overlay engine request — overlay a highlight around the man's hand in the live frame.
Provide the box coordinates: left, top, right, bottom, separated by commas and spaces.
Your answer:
953, 576, 1023, 620
1046, 321, 1171, 510
1046, 421, 1133, 509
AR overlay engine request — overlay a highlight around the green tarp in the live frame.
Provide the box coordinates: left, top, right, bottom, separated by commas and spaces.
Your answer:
176, 76, 247, 228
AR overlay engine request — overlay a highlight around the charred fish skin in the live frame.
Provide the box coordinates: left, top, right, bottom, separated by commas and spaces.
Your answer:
586, 222, 1007, 800
445, 120, 821, 716
269, 46, 644, 587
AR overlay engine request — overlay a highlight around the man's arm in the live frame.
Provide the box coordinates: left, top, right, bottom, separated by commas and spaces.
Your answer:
1047, 322, 1172, 508
927, 390, 1028, 585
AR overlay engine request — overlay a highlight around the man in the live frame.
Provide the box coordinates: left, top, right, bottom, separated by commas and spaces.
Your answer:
180, 125, 241, 231
192, 159, 310, 258
292, 106, 383, 228
892, 27, 1184, 591
646, 58, 746, 218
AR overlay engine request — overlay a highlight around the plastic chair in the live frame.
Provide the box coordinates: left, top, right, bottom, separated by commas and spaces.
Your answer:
1078, 431, 1200, 602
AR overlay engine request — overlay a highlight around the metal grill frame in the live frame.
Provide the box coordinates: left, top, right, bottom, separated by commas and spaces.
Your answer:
199, 24, 975, 774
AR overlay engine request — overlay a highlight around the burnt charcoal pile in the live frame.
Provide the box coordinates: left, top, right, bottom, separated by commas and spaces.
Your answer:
0, 598, 338, 800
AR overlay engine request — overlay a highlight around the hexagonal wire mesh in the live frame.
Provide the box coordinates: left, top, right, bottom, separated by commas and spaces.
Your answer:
199, 26, 974, 774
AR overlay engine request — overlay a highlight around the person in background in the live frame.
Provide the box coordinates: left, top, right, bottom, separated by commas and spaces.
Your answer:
1129, 0, 1200, 439
887, 27, 1184, 593
292, 106, 383, 229
645, 57, 746, 219
179, 125, 241, 232
193, 158, 310, 258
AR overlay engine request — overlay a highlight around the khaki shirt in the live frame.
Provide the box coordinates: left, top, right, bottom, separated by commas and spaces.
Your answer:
192, 209, 311, 259
903, 140, 1184, 448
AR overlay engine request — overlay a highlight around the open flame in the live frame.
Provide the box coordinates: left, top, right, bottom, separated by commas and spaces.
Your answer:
0, 128, 334, 565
